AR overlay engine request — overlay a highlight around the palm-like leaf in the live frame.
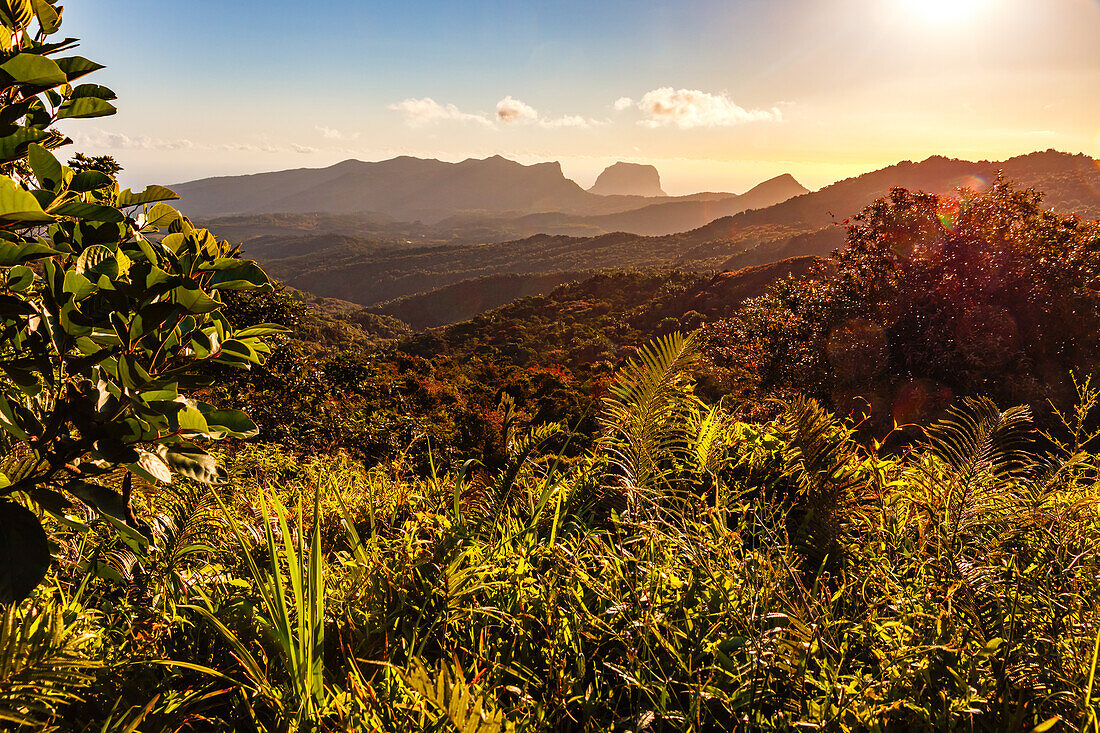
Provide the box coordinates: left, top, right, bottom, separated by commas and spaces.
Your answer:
402, 657, 514, 733
599, 331, 700, 500
777, 397, 864, 570
927, 397, 1034, 483
0, 600, 100, 729
918, 397, 1037, 552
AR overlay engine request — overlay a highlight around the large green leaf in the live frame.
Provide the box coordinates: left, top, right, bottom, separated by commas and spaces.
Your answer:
69, 83, 116, 100
6, 264, 32, 291
27, 143, 62, 189
49, 200, 124, 222
117, 185, 178, 206
174, 285, 221, 314
55, 55, 104, 82
201, 407, 259, 439
66, 479, 150, 548
0, 177, 54, 222
0, 127, 49, 163
0, 239, 62, 265
173, 403, 210, 434
0, 499, 50, 603
56, 96, 115, 119
164, 445, 226, 484
209, 261, 270, 290
65, 480, 132, 525
69, 169, 112, 192
30, 0, 59, 34
143, 202, 180, 227
0, 52, 66, 86
233, 323, 291, 338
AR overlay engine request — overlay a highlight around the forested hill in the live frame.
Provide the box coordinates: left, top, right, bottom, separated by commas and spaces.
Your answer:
208, 259, 817, 464
237, 150, 1100, 318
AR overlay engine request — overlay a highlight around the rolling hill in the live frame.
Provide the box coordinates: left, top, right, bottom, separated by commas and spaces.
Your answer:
231, 150, 1099, 326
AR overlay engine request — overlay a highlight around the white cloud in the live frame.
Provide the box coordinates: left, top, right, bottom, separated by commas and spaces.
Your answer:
613, 96, 634, 111
388, 97, 492, 127
386, 95, 597, 130
635, 88, 781, 128
541, 114, 591, 129
72, 129, 318, 155
73, 130, 195, 151
497, 97, 599, 128
496, 95, 539, 124
316, 125, 359, 140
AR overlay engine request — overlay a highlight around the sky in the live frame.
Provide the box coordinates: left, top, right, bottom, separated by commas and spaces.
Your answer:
57, 0, 1100, 195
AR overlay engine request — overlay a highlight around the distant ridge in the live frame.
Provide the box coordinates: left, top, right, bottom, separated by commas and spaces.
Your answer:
175, 155, 592, 223
178, 155, 807, 235
233, 149, 1100, 317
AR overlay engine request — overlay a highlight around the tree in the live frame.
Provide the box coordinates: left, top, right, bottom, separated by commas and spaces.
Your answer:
707, 181, 1100, 428
0, 0, 281, 602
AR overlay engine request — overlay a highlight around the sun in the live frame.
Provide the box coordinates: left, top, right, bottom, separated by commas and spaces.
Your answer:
900, 0, 988, 22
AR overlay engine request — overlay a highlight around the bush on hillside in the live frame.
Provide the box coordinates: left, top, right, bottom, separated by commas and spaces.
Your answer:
706, 181, 1100, 429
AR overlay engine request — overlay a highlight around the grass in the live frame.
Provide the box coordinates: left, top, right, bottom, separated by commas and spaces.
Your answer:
5, 339, 1100, 731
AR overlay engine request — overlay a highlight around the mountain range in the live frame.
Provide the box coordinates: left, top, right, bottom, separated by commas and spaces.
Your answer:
178, 156, 809, 238
191, 150, 1100, 330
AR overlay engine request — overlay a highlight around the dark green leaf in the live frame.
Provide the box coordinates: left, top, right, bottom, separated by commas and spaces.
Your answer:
0, 500, 50, 603
55, 55, 104, 82
69, 169, 112, 192
66, 480, 132, 523
6, 264, 32, 291
49, 200, 124, 222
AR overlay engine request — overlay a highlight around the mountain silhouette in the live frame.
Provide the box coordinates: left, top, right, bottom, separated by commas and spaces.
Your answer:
177, 155, 805, 234
588, 162, 667, 197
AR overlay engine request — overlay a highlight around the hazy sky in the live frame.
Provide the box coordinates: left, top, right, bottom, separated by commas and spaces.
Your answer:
59, 0, 1100, 194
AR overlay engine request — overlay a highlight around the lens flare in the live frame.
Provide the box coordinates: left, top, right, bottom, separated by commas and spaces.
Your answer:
893, 379, 953, 426
955, 175, 988, 194
936, 197, 961, 232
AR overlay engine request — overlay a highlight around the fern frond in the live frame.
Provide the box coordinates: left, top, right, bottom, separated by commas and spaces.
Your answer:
777, 397, 864, 570
927, 397, 1035, 483
600, 331, 701, 497
689, 404, 733, 477
150, 485, 222, 595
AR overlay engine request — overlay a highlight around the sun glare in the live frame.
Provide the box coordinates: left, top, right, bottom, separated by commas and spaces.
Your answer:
900, 0, 987, 22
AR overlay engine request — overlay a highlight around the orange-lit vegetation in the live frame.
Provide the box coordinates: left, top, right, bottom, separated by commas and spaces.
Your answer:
3, 5, 1100, 732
